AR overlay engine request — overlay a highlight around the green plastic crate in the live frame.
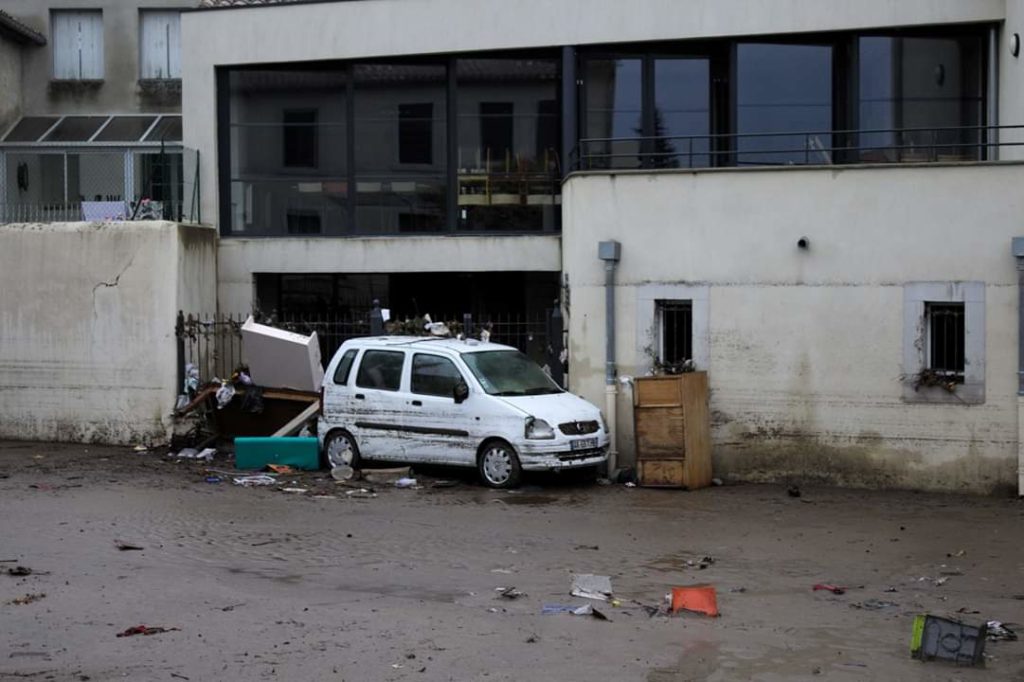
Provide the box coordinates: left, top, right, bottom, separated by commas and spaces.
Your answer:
234, 437, 319, 471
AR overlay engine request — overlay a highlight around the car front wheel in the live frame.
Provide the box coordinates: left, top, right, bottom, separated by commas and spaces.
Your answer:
478, 440, 522, 489
322, 430, 361, 471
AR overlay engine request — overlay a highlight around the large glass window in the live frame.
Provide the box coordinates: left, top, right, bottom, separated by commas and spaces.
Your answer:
456, 58, 560, 232
582, 58, 643, 169
858, 34, 984, 162
228, 69, 348, 236
653, 58, 711, 168
354, 63, 447, 234
736, 43, 833, 166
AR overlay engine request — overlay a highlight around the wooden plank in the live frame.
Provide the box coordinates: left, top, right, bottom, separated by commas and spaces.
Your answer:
638, 460, 685, 487
681, 372, 713, 489
635, 406, 685, 459
270, 401, 321, 438
634, 376, 682, 408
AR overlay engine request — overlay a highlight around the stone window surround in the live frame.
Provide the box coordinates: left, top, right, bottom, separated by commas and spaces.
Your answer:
635, 284, 710, 372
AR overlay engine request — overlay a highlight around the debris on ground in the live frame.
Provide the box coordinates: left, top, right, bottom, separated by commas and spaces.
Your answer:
7, 565, 32, 576
849, 599, 898, 610
281, 487, 308, 494
787, 485, 801, 498
8, 593, 45, 605
910, 614, 986, 665
330, 465, 355, 481
986, 621, 1018, 641
729, 587, 747, 593
496, 587, 524, 600
173, 447, 215, 461
115, 625, 180, 638
395, 478, 417, 489
947, 549, 967, 558
571, 573, 613, 601
574, 545, 599, 551
344, 488, 377, 499
430, 480, 458, 489
624, 482, 637, 488
541, 603, 610, 621
266, 464, 297, 474
670, 585, 719, 616
685, 555, 715, 570
232, 474, 278, 487
205, 476, 223, 484
115, 542, 144, 551
711, 477, 723, 486
813, 583, 846, 595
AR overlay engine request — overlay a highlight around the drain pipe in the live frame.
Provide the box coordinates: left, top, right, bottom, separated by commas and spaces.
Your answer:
1014, 238, 1024, 497
598, 240, 621, 474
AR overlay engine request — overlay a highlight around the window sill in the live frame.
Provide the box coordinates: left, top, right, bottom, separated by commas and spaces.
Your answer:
901, 381, 984, 405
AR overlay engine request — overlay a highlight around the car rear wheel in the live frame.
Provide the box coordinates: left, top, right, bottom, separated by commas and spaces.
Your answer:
322, 430, 361, 471
478, 440, 522, 489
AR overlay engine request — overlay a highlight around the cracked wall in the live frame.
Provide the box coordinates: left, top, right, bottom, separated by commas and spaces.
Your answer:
0, 221, 216, 445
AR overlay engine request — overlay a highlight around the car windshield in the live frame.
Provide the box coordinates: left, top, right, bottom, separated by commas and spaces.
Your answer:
462, 350, 563, 396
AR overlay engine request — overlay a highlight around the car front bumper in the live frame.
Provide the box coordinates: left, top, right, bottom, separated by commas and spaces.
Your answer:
518, 445, 609, 471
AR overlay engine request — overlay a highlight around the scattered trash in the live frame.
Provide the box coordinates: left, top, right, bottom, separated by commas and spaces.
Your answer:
232, 474, 278, 487
116, 625, 180, 638
215, 382, 236, 409
939, 567, 964, 576
986, 621, 1017, 642
729, 587, 747, 593
956, 607, 981, 615
711, 477, 723, 486
574, 545, 599, 551
670, 585, 719, 616
395, 478, 418, 489
571, 574, 613, 601
910, 614, 986, 665
345, 488, 377, 499
266, 464, 296, 474
947, 549, 967, 558
7, 566, 32, 577
496, 587, 524, 600
685, 556, 715, 570
205, 476, 223, 484
787, 485, 801, 498
330, 465, 355, 481
884, 587, 898, 593
490, 568, 514, 575
541, 603, 609, 621
115, 542, 144, 551
813, 583, 846, 595
9, 593, 45, 605
850, 599, 898, 610
525, 635, 539, 643
934, 577, 949, 587
624, 482, 637, 488
174, 447, 215, 461
281, 487, 308, 494
132, 445, 148, 452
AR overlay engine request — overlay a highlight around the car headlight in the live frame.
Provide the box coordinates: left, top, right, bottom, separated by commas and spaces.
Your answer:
524, 417, 556, 440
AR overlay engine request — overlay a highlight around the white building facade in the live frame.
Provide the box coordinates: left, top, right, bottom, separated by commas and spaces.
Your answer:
182, 0, 1024, 494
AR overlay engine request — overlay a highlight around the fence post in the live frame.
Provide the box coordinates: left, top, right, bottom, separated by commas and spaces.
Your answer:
175, 310, 185, 395
369, 299, 384, 336
548, 306, 565, 388
463, 313, 473, 338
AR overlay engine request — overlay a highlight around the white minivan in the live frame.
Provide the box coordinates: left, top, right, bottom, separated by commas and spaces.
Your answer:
318, 336, 609, 488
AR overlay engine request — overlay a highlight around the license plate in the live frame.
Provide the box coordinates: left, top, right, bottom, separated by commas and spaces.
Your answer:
571, 437, 598, 451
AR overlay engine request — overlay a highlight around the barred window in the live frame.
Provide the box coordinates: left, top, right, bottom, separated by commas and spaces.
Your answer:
925, 302, 965, 382
656, 300, 693, 366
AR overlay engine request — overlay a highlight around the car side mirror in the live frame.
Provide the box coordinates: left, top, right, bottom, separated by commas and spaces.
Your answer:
453, 382, 469, 404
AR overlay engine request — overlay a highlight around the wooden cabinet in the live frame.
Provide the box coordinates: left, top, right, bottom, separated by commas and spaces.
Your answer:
633, 373, 712, 489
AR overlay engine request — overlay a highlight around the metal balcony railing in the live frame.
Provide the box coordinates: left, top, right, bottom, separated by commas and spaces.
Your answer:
573, 124, 1024, 171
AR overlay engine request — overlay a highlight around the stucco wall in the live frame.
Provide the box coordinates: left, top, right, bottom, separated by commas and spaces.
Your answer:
0, 37, 22, 135
0, 221, 216, 445
562, 163, 1024, 493
182, 0, 1009, 232
218, 234, 561, 312
3, 0, 187, 116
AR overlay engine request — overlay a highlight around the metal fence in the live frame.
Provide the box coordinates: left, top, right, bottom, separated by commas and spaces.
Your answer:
574, 124, 1024, 170
176, 308, 565, 389
0, 146, 200, 223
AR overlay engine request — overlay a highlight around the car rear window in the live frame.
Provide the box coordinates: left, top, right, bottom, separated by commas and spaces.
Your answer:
355, 350, 405, 391
332, 349, 358, 385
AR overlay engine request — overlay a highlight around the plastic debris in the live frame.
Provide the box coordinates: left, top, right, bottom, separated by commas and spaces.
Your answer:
711, 477, 723, 486
331, 465, 355, 481
670, 585, 719, 616
986, 621, 1017, 641
571, 574, 613, 601
281, 487, 308, 494
174, 448, 215, 461
9, 593, 45, 605
395, 478, 418, 489
812, 583, 846, 595
232, 474, 277, 487
215, 382, 235, 409
496, 587, 524, 600
624, 482, 637, 488
205, 476, 223, 484
850, 599, 898, 610
686, 556, 715, 570
542, 603, 609, 620
116, 625, 180, 638
911, 614, 986, 665
345, 488, 377, 499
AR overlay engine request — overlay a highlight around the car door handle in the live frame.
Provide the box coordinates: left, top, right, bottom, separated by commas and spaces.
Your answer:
411, 400, 422, 407
355, 393, 365, 400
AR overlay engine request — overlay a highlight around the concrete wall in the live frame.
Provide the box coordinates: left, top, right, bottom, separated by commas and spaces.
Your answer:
0, 221, 217, 445
4, 0, 187, 116
0, 36, 23, 135
563, 163, 1024, 494
182, 0, 1008, 227
218, 234, 561, 312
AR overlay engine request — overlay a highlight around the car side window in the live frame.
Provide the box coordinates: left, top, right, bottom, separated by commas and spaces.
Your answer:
332, 349, 358, 386
411, 353, 464, 398
355, 350, 405, 391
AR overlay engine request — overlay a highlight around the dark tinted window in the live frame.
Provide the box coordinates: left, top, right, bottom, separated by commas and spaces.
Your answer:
582, 58, 643, 169
653, 58, 710, 168
398, 103, 434, 164
332, 349, 359, 385
283, 109, 318, 168
356, 350, 405, 391
411, 354, 464, 397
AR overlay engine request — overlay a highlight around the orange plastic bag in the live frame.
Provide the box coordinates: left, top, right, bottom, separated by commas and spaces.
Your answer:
670, 585, 719, 616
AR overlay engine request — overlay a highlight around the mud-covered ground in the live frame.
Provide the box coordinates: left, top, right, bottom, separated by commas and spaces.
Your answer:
1, 440, 1022, 681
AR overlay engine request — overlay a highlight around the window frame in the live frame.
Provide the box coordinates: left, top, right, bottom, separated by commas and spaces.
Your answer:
655, 299, 694, 368
902, 282, 984, 404
924, 301, 966, 382
410, 353, 465, 398
636, 285, 710, 372
51, 9, 104, 81
355, 349, 406, 392
138, 9, 182, 81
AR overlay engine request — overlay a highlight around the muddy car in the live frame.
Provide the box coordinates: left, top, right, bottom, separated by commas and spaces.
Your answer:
318, 336, 609, 488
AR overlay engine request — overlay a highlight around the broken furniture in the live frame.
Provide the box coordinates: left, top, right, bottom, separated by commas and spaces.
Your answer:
633, 373, 712, 489
240, 315, 324, 392
235, 436, 320, 471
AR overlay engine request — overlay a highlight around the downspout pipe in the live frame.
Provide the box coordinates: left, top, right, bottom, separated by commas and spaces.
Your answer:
598, 240, 621, 474
1013, 238, 1024, 496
